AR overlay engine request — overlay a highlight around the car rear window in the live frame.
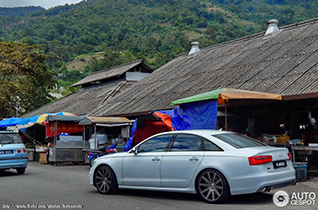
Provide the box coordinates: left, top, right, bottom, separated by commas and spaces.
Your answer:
213, 133, 268, 149
0, 133, 23, 144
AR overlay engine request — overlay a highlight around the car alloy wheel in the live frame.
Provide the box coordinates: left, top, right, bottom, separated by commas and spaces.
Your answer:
196, 169, 230, 203
94, 165, 118, 194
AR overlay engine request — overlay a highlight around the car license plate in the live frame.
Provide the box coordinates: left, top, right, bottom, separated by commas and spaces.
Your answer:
273, 160, 287, 169
0, 150, 13, 154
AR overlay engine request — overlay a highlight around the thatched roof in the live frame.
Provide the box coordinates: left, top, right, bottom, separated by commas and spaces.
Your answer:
89, 18, 318, 117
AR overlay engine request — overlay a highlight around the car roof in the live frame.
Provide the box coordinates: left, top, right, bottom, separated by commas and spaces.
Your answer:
159, 129, 232, 136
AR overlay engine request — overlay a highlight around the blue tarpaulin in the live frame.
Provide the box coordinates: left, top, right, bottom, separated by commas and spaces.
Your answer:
0, 117, 25, 128
157, 100, 218, 130
123, 99, 218, 151
124, 118, 138, 152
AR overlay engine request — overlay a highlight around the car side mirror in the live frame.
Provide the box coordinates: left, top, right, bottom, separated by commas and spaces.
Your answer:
129, 147, 138, 155
134, 147, 139, 155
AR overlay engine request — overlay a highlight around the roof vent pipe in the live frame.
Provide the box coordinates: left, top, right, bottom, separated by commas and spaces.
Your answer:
188, 41, 200, 56
264, 19, 280, 37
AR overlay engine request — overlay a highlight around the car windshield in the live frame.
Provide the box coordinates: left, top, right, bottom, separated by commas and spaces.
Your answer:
0, 133, 22, 144
213, 133, 268, 149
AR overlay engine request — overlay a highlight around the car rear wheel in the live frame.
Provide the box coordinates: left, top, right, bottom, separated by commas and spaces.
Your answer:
16, 168, 26, 174
196, 169, 230, 203
94, 165, 118, 194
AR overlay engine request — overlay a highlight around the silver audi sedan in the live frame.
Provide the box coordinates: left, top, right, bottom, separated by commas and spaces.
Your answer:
89, 130, 295, 203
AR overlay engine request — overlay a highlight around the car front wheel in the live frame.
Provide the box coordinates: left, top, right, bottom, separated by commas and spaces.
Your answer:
196, 169, 230, 203
94, 165, 118, 194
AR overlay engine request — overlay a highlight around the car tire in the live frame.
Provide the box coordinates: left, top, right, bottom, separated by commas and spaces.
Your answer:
94, 165, 118, 194
16, 168, 26, 174
196, 169, 230, 203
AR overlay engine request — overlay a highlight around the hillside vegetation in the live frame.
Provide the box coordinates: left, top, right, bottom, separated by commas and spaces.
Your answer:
0, 0, 317, 89
0, 6, 43, 16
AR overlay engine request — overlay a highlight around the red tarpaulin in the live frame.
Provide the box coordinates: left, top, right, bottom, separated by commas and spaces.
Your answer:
132, 121, 170, 145
46, 122, 84, 138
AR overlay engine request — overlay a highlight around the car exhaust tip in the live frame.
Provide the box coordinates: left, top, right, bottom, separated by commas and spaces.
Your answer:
261, 186, 271, 192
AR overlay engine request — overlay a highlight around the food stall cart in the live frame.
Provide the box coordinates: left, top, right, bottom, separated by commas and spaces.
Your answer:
46, 115, 91, 165
81, 116, 132, 149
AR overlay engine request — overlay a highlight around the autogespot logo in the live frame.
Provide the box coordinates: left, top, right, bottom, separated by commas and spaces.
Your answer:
273, 191, 289, 207
273, 190, 317, 207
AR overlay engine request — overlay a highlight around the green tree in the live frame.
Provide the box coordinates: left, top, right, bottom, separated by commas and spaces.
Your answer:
1, 0, 317, 90
0, 41, 55, 118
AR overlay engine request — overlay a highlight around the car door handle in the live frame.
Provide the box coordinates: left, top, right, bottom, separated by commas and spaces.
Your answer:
152, 157, 160, 161
189, 157, 199, 161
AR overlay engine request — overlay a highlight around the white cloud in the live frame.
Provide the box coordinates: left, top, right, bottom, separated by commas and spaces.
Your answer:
0, 0, 83, 9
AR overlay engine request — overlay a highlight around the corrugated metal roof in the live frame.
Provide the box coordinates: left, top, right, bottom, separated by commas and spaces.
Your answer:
22, 59, 155, 118
88, 18, 318, 117
22, 79, 134, 118
70, 59, 153, 87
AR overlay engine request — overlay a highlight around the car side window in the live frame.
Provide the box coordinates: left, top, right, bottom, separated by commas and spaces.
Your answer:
203, 139, 223, 151
170, 134, 202, 151
138, 134, 173, 153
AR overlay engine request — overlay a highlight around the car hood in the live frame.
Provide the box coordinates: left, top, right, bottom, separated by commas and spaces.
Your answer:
98, 152, 128, 159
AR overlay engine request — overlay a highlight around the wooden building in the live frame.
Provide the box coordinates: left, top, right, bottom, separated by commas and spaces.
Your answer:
88, 18, 318, 147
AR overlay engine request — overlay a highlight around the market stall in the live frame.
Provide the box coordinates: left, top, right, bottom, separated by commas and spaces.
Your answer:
81, 116, 132, 152
46, 115, 91, 165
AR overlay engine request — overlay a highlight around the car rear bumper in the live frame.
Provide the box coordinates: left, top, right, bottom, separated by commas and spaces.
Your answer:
0, 157, 28, 170
229, 167, 295, 195
256, 178, 296, 192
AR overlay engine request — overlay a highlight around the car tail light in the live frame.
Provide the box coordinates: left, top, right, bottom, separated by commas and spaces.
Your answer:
87, 152, 91, 156
288, 153, 292, 160
16, 148, 26, 153
249, 155, 272, 165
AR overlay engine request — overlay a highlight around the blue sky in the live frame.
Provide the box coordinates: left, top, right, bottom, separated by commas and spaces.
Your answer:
0, 0, 83, 9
